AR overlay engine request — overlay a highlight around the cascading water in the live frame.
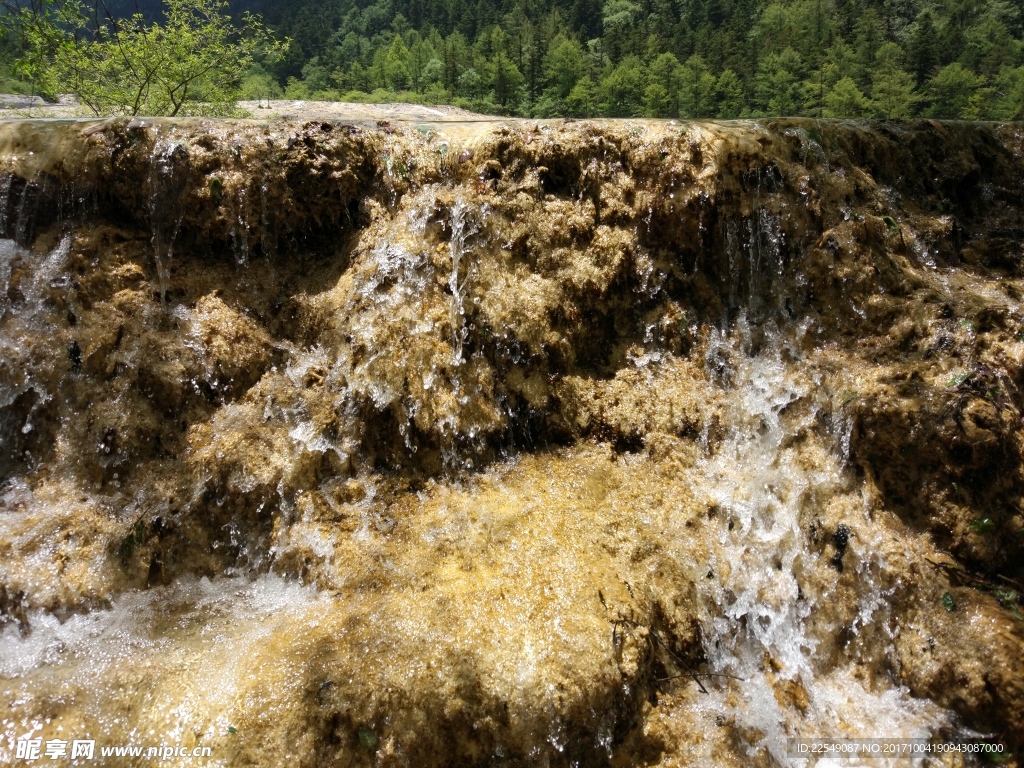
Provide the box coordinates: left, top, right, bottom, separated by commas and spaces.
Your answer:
0, 174, 11, 237
666, 319, 956, 765
0, 116, 1022, 767
147, 134, 188, 302
445, 198, 482, 366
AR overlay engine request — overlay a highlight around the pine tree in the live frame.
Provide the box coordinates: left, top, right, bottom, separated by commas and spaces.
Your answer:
600, 56, 646, 116
566, 74, 597, 116
544, 36, 586, 99
754, 48, 802, 115
927, 62, 985, 118
643, 82, 672, 116
871, 64, 917, 118
870, 43, 918, 118
993, 66, 1024, 120
680, 54, 717, 117
490, 49, 524, 110
823, 75, 868, 116
648, 52, 685, 116
715, 68, 745, 117
908, 11, 937, 86
383, 35, 412, 89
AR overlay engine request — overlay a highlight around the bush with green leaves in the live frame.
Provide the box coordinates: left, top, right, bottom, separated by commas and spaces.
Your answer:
1, 0, 285, 115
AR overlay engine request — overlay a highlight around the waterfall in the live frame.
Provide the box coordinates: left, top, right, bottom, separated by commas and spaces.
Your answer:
0, 117, 1021, 767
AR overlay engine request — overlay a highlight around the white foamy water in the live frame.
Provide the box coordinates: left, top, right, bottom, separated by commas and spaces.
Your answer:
670, 320, 954, 766
0, 574, 329, 762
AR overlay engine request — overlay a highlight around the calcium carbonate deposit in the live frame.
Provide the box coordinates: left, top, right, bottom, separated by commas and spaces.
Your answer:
1, 115, 1022, 766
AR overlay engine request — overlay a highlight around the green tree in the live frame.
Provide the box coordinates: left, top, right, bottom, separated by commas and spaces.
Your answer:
824, 76, 869, 117
818, 41, 863, 93
870, 43, 918, 118
643, 82, 671, 116
646, 52, 685, 117
908, 11, 938, 86
344, 62, 372, 93
926, 63, 986, 118
852, 8, 884, 79
284, 76, 310, 99
335, 32, 364, 69
3, 0, 283, 116
301, 57, 332, 94
422, 58, 445, 89
992, 66, 1024, 120
443, 32, 471, 91
489, 49, 524, 110
600, 56, 645, 116
408, 35, 437, 92
240, 64, 284, 102
961, 11, 1022, 78
602, 0, 640, 29
544, 36, 585, 99
716, 69, 745, 118
680, 55, 717, 117
382, 34, 412, 90
457, 66, 483, 98
602, 0, 640, 59
566, 74, 597, 116
754, 48, 802, 115
0, 24, 32, 94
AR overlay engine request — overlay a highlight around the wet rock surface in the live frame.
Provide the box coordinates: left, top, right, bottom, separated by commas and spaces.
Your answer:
1, 116, 1023, 766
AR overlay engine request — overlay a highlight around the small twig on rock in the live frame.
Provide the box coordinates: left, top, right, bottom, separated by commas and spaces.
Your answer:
611, 617, 744, 694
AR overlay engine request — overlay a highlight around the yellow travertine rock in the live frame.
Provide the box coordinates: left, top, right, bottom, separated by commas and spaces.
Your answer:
1, 116, 1022, 766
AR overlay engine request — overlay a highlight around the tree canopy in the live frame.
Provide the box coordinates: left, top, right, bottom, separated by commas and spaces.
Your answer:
3, 0, 1023, 119
248, 0, 1022, 119
1, 0, 284, 115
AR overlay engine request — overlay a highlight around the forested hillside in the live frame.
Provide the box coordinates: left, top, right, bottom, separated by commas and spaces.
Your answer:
237, 0, 1024, 119
4, 0, 1024, 118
